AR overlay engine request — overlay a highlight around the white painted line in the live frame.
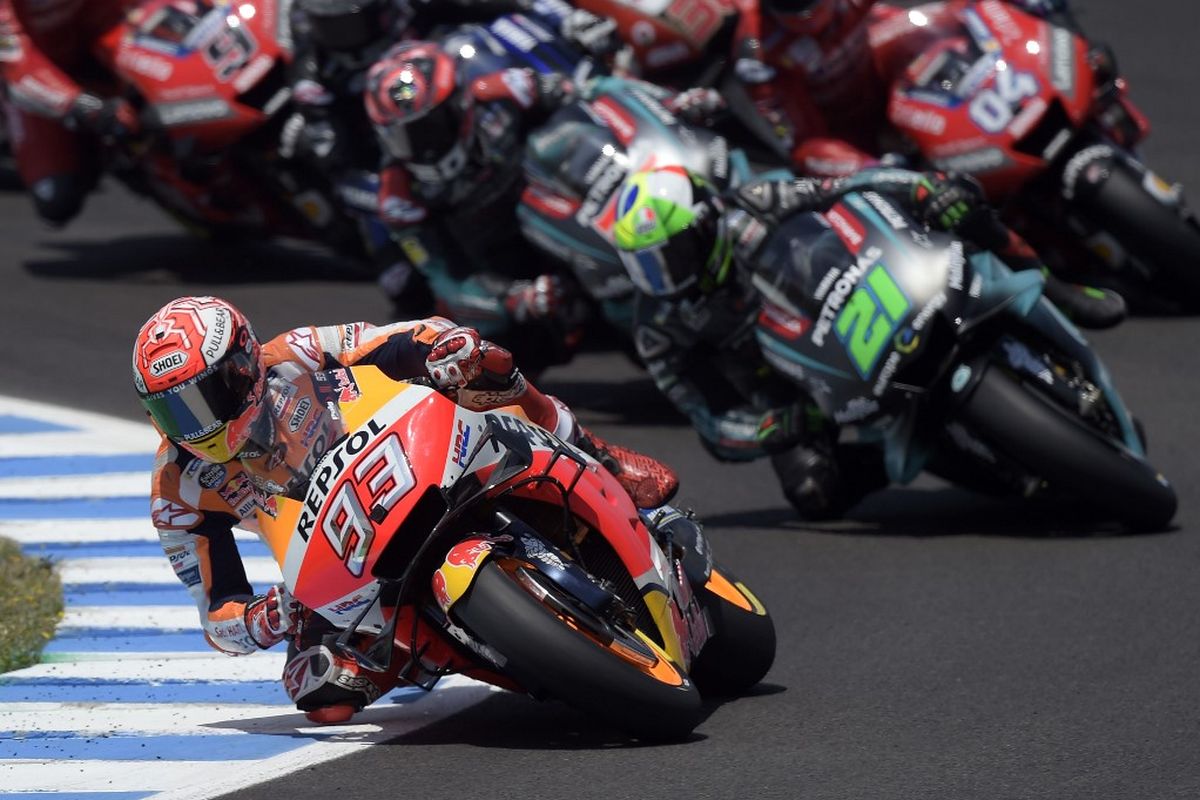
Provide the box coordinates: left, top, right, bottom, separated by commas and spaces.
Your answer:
58, 556, 282, 586
0, 518, 260, 544
0, 689, 476, 737
9, 653, 287, 682
0, 431, 159, 457
0, 395, 157, 436
0, 471, 149, 499
0, 703, 294, 736
60, 606, 202, 631
0, 678, 499, 795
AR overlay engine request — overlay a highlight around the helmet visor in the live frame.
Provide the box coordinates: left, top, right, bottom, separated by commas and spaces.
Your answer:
618, 222, 714, 298
376, 95, 466, 163
768, 0, 820, 11
141, 349, 260, 449
303, 0, 384, 51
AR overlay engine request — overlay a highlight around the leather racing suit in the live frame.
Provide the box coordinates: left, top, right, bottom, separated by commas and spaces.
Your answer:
732, 0, 1081, 176
150, 317, 676, 717
0, 0, 137, 224
633, 166, 1055, 517
373, 6, 609, 371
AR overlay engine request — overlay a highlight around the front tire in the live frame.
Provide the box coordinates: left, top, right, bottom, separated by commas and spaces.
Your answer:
955, 367, 1176, 531
453, 559, 702, 741
690, 566, 776, 696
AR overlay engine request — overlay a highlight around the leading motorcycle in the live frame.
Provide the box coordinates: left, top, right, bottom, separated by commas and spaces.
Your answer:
254, 365, 776, 739
869, 0, 1200, 310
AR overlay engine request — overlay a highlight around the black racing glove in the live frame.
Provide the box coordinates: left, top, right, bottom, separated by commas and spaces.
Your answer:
756, 402, 812, 455
911, 171, 988, 233
64, 92, 140, 142
534, 71, 577, 112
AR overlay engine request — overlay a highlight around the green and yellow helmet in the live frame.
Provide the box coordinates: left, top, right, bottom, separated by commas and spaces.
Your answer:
612, 166, 732, 298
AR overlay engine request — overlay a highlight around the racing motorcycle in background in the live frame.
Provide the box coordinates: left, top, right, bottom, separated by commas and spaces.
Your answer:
750, 189, 1176, 530
579, 0, 1200, 311
520, 74, 759, 334
254, 365, 775, 739
86, 0, 381, 268
571, 0, 742, 77
868, 0, 1200, 310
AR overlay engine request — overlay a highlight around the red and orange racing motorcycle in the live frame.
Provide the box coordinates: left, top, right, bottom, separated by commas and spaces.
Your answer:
256, 365, 775, 740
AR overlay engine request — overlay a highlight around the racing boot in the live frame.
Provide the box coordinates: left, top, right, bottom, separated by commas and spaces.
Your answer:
770, 439, 888, 521
1041, 269, 1127, 330
575, 426, 679, 508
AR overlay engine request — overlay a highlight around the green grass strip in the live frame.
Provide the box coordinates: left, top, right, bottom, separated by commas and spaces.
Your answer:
0, 536, 63, 673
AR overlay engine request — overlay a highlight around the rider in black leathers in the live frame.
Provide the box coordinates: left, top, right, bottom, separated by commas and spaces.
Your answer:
613, 164, 1102, 518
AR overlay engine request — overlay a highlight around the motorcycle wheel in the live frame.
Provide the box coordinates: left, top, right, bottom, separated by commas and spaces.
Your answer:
689, 565, 776, 697
453, 558, 703, 741
1074, 157, 1200, 304
956, 367, 1177, 531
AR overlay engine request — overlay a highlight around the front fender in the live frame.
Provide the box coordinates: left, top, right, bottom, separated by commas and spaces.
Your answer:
432, 536, 505, 615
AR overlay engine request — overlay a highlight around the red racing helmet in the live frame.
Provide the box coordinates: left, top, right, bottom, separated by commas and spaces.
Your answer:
132, 296, 265, 463
364, 41, 473, 179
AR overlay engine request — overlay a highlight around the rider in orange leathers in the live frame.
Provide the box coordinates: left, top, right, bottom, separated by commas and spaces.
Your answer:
133, 296, 678, 723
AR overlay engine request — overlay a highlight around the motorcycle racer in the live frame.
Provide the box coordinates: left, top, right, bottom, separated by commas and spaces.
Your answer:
730, 0, 1083, 176
609, 164, 1119, 517
718, 1, 1127, 327
364, 32, 597, 371
133, 295, 678, 722
0, 0, 140, 226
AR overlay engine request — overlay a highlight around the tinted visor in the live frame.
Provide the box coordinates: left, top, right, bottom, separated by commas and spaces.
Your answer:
768, 0, 820, 11
377, 94, 466, 163
141, 349, 260, 443
619, 223, 712, 298
304, 0, 384, 51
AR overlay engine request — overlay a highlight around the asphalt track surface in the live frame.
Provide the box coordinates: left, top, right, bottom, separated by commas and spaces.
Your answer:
2, 2, 1199, 797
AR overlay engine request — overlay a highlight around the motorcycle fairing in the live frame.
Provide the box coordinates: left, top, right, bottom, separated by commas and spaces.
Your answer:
882, 1, 1098, 196
751, 191, 971, 426
259, 367, 698, 667
96, 0, 292, 149
520, 76, 739, 314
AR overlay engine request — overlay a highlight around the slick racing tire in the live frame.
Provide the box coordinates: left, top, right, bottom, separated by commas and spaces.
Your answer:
1073, 155, 1200, 303
956, 367, 1177, 531
454, 559, 702, 741
689, 565, 776, 697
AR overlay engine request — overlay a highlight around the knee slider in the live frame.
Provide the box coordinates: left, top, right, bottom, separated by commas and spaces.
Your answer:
282, 644, 386, 712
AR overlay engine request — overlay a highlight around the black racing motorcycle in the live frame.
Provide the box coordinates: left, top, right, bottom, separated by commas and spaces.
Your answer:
750, 189, 1176, 530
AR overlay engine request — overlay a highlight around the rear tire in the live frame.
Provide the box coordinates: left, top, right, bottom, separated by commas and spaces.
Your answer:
453, 559, 702, 741
955, 367, 1176, 531
690, 566, 776, 697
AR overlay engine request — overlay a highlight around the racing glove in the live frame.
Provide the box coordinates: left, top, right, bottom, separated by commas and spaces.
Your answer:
503, 275, 568, 323
667, 87, 727, 126
911, 171, 988, 233
534, 71, 577, 112
64, 92, 140, 142
559, 8, 621, 57
244, 584, 300, 650
204, 584, 298, 655
425, 326, 521, 402
756, 402, 814, 455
